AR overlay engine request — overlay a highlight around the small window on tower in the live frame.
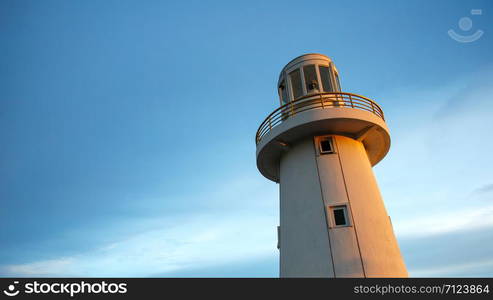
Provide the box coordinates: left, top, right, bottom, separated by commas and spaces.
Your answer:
330, 205, 350, 227
333, 207, 347, 226
319, 137, 334, 154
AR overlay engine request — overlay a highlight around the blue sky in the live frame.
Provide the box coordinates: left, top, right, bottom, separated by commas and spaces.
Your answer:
1, 0, 492, 277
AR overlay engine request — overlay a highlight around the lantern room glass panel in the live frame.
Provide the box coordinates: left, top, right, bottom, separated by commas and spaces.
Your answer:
289, 69, 303, 100
319, 66, 333, 92
303, 65, 319, 94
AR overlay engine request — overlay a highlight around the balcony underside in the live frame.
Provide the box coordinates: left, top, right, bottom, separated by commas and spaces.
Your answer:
256, 107, 390, 182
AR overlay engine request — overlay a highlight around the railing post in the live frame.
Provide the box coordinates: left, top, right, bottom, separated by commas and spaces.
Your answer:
268, 118, 272, 130
349, 94, 354, 108
370, 101, 375, 113
320, 93, 324, 108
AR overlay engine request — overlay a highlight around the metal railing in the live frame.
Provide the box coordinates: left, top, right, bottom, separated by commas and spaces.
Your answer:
255, 92, 384, 144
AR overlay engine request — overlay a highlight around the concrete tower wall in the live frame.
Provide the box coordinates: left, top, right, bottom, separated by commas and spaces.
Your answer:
334, 136, 407, 277
279, 138, 335, 277
315, 135, 365, 277
279, 134, 407, 277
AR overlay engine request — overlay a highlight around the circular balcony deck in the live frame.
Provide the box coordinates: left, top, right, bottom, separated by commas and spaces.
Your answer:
255, 92, 391, 182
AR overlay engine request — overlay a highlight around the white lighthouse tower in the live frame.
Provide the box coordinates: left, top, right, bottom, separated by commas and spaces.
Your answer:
255, 53, 407, 277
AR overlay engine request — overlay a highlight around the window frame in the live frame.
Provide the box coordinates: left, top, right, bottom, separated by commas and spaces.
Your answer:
333, 69, 341, 92
318, 136, 335, 154
289, 68, 304, 100
328, 204, 352, 228
303, 64, 320, 94
278, 79, 289, 106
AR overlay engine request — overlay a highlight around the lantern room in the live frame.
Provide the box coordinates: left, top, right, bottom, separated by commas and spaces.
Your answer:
277, 53, 341, 106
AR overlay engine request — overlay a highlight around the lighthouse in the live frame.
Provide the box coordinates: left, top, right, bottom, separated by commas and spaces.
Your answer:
255, 53, 407, 277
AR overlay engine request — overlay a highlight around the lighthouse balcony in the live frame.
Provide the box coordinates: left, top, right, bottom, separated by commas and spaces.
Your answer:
255, 92, 390, 182
256, 92, 384, 144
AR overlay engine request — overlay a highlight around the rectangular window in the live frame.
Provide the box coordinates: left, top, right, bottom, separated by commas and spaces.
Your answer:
319, 66, 332, 92
319, 137, 334, 154
289, 69, 303, 99
303, 64, 318, 93
333, 207, 347, 226
330, 205, 350, 227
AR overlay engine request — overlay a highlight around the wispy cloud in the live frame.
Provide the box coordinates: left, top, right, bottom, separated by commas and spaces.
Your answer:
0, 258, 75, 277
473, 183, 493, 195
410, 259, 493, 277
402, 224, 493, 277
0, 174, 279, 277
377, 66, 493, 238
374, 67, 493, 277
395, 204, 493, 238
0, 212, 277, 277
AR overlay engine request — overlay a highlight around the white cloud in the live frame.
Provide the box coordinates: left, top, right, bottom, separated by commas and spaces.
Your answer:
0, 212, 277, 277
1, 258, 75, 277
366, 67, 493, 277
0, 174, 279, 277
395, 204, 493, 238
410, 259, 493, 277
376, 66, 493, 241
